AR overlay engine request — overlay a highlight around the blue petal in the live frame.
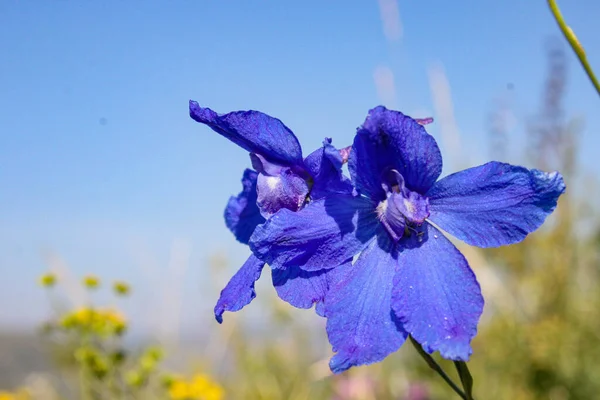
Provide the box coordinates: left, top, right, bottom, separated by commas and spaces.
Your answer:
272, 267, 329, 310
427, 162, 566, 248
325, 238, 407, 373
303, 138, 354, 199
224, 169, 266, 244
214, 254, 265, 323
249, 194, 378, 271
315, 301, 326, 317
349, 106, 442, 200
391, 224, 484, 361
189, 101, 303, 166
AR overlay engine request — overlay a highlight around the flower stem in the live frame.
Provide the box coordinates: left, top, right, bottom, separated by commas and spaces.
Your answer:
409, 336, 470, 400
548, 0, 600, 98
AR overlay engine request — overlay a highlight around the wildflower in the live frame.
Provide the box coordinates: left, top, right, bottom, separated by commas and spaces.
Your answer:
60, 307, 127, 336
250, 106, 565, 372
38, 272, 56, 288
0, 388, 30, 400
168, 379, 191, 399
189, 101, 351, 322
113, 281, 131, 296
102, 308, 127, 335
82, 274, 100, 289
167, 374, 224, 400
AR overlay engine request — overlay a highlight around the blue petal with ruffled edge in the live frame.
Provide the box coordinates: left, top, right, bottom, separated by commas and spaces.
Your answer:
272, 267, 329, 310
349, 106, 442, 200
224, 169, 266, 244
249, 194, 378, 271
325, 237, 407, 373
214, 254, 265, 323
303, 138, 354, 199
427, 162, 566, 248
391, 223, 484, 360
190, 101, 303, 167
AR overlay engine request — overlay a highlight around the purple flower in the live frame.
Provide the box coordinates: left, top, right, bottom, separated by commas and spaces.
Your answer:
189, 101, 352, 322
250, 106, 566, 373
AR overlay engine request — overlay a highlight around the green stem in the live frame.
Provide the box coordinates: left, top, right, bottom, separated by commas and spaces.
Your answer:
409, 336, 469, 400
548, 0, 600, 97
454, 361, 475, 400
78, 332, 95, 400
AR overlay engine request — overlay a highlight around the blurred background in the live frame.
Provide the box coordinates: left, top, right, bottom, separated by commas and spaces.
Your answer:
1, 1, 600, 399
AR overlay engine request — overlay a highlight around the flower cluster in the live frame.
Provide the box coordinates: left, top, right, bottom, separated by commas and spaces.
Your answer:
190, 102, 566, 373
60, 307, 127, 336
165, 374, 224, 400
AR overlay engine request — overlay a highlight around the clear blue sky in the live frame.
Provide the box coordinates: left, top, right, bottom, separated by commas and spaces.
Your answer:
1, 1, 599, 331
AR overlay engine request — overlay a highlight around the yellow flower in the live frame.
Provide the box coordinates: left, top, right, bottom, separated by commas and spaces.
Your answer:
0, 388, 31, 400
38, 272, 56, 288
0, 392, 12, 400
60, 307, 127, 336
82, 274, 100, 289
113, 281, 131, 296
171, 374, 224, 400
168, 380, 191, 400
165, 373, 222, 400
60, 307, 94, 329
101, 308, 127, 335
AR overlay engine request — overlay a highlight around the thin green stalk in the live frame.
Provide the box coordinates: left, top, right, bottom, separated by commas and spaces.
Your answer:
454, 361, 475, 400
78, 346, 93, 400
409, 336, 470, 400
548, 0, 600, 97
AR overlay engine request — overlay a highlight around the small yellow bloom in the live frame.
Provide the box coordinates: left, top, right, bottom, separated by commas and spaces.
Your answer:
113, 281, 131, 296
102, 308, 127, 335
0, 388, 31, 400
82, 274, 100, 289
60, 307, 95, 330
168, 380, 191, 399
38, 272, 56, 288
167, 374, 223, 400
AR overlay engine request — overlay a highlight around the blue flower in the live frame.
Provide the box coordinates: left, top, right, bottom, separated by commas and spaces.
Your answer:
250, 106, 566, 373
189, 101, 352, 322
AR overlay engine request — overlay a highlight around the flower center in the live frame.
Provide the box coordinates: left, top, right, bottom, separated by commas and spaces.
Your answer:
376, 169, 430, 243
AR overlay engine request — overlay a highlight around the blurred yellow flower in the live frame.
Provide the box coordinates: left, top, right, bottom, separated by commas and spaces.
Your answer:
168, 380, 191, 399
167, 374, 223, 400
60, 307, 127, 336
82, 274, 100, 289
113, 280, 131, 296
0, 388, 30, 400
38, 272, 56, 288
